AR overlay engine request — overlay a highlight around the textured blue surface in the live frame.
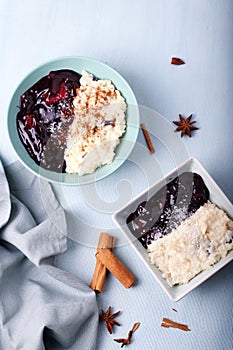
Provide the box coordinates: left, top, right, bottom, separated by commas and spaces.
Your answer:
0, 1, 232, 349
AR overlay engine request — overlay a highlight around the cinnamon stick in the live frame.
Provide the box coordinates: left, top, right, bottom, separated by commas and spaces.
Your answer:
140, 123, 155, 154
96, 248, 136, 288
90, 232, 115, 292
161, 317, 191, 331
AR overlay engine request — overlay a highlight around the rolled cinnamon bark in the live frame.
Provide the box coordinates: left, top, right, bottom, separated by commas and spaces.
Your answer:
90, 232, 115, 292
141, 123, 155, 154
161, 318, 191, 331
96, 248, 136, 288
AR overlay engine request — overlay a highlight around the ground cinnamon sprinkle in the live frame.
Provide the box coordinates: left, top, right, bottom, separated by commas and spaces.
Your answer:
161, 317, 191, 332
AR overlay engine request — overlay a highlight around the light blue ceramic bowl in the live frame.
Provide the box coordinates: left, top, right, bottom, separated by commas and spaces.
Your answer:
8, 56, 139, 185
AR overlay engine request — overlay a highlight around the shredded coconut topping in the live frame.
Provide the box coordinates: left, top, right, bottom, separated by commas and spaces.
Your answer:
147, 201, 233, 286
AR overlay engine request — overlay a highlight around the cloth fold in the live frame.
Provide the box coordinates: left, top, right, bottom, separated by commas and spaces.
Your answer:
0, 160, 98, 350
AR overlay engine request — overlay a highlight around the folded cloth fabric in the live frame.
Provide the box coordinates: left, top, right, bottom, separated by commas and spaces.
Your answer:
0, 160, 99, 350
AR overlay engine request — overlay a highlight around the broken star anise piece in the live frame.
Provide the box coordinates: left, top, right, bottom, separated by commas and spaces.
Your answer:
114, 322, 140, 348
173, 114, 199, 137
171, 57, 185, 65
99, 306, 121, 334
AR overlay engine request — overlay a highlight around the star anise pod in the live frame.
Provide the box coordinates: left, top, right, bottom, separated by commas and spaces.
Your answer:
99, 306, 121, 334
114, 322, 140, 347
173, 114, 199, 137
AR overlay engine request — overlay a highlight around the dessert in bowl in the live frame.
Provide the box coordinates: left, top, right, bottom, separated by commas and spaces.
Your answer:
8, 57, 139, 185
113, 157, 233, 301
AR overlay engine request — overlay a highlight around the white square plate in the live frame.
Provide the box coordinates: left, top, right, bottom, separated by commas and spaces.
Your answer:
113, 157, 233, 301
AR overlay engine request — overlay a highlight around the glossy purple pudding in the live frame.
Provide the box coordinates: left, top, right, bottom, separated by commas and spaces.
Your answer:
16, 69, 82, 172
126, 172, 210, 248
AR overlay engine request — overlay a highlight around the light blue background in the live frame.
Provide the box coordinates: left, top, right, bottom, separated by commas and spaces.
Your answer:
0, 1, 232, 349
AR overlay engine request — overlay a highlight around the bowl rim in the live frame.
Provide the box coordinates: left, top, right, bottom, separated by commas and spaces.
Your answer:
7, 55, 140, 185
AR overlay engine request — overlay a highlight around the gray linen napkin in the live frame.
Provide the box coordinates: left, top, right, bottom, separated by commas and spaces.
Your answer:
0, 160, 98, 350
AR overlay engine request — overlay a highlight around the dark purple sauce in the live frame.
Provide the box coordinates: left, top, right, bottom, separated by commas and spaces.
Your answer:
126, 172, 210, 249
16, 69, 82, 172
